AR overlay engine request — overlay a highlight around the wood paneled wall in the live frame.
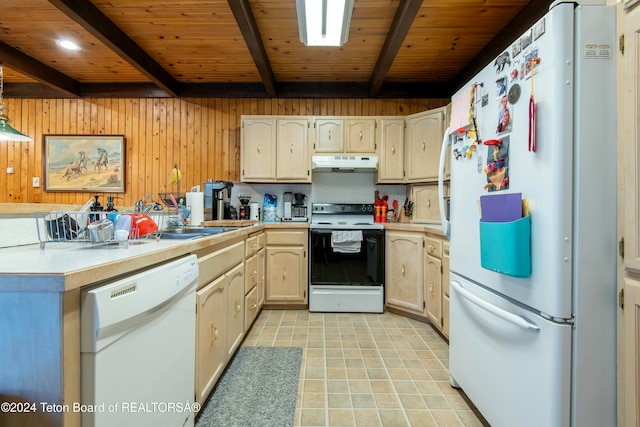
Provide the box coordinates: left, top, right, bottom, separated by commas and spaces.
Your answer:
0, 97, 448, 207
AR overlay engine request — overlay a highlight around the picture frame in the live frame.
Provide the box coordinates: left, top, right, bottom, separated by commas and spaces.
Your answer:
43, 135, 125, 192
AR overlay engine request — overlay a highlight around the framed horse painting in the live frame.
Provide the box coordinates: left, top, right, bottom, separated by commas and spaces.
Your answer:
43, 135, 125, 192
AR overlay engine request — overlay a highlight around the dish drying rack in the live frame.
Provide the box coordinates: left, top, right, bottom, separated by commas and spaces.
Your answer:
157, 192, 190, 228
35, 211, 167, 249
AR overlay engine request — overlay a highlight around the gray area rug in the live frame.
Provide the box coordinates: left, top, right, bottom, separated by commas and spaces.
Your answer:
196, 346, 302, 427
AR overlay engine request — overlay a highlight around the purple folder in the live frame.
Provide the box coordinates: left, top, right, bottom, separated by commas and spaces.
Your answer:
480, 193, 522, 222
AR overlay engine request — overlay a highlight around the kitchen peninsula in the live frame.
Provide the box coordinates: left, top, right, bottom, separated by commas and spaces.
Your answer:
0, 221, 301, 427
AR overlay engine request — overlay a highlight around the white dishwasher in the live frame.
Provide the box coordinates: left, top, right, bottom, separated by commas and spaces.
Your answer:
80, 254, 198, 427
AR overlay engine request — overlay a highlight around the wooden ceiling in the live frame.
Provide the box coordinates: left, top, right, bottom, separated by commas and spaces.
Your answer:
0, 0, 553, 99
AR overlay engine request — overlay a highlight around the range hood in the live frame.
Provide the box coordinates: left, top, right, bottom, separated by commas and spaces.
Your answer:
311, 155, 378, 172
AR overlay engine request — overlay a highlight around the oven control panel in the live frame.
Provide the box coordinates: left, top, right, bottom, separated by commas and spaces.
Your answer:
311, 203, 374, 215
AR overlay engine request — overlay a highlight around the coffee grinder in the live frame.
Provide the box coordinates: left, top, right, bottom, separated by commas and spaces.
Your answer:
238, 193, 252, 220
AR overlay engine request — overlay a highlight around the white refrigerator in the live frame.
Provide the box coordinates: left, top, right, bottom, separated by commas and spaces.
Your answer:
439, 3, 617, 426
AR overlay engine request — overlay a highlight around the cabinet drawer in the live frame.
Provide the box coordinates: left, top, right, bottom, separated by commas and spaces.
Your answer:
246, 235, 259, 257
198, 241, 245, 288
425, 237, 442, 258
266, 230, 306, 246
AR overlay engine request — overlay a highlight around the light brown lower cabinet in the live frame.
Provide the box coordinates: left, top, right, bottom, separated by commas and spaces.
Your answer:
265, 229, 308, 306
257, 246, 266, 308
244, 231, 265, 329
195, 275, 226, 405
442, 243, 450, 338
225, 263, 245, 360
425, 253, 442, 328
385, 230, 449, 338
385, 231, 425, 315
195, 241, 245, 406
194, 239, 248, 406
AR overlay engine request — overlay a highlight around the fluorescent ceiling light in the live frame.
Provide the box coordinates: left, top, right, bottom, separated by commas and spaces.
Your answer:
296, 0, 354, 47
56, 39, 81, 51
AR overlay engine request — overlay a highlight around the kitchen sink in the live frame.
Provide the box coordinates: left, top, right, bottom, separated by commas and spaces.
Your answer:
159, 227, 230, 239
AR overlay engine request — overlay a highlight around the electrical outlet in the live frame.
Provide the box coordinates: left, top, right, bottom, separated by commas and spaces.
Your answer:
6, 167, 14, 174
32, 177, 40, 187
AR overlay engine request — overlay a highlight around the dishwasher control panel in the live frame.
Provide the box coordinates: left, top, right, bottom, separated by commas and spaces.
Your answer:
170, 256, 199, 290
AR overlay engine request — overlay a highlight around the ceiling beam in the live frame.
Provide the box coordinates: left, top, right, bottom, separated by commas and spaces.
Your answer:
0, 41, 81, 97
451, 0, 555, 93
226, 0, 277, 97
4, 81, 452, 99
368, 0, 424, 97
48, 0, 180, 97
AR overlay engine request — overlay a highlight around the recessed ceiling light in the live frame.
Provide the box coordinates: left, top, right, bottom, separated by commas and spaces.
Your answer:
56, 39, 81, 51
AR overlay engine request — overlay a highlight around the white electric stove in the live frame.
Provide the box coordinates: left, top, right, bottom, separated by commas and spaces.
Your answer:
309, 203, 384, 313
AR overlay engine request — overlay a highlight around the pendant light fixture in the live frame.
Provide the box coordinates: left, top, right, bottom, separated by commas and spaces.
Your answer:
0, 63, 32, 141
296, 0, 354, 47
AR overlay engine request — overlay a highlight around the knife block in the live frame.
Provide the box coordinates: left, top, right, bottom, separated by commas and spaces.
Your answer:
398, 207, 411, 223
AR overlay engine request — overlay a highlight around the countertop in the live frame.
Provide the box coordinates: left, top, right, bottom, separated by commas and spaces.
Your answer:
383, 222, 447, 237
0, 222, 308, 292
0, 220, 445, 292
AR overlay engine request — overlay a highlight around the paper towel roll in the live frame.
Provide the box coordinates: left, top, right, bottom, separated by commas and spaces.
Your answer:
186, 192, 204, 226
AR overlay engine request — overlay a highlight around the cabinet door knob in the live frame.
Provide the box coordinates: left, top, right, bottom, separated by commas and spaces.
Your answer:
401, 264, 405, 275
290, 143, 294, 153
427, 198, 431, 208
257, 144, 261, 154
422, 141, 426, 151
283, 268, 287, 280
328, 130, 332, 141
359, 130, 363, 141
391, 144, 395, 154
210, 323, 218, 346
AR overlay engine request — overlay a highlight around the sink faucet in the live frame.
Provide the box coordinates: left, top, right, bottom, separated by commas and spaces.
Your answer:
135, 194, 155, 213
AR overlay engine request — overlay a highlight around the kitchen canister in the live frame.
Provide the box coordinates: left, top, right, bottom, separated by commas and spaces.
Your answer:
250, 202, 260, 221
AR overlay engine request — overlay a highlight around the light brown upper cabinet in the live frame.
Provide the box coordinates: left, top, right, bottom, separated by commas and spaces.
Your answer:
409, 183, 448, 224
345, 118, 376, 153
314, 118, 344, 153
314, 117, 376, 154
405, 107, 447, 182
241, 117, 276, 181
376, 118, 405, 183
276, 119, 310, 181
241, 116, 310, 183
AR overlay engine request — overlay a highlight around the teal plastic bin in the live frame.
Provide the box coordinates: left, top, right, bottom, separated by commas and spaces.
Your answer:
479, 215, 531, 278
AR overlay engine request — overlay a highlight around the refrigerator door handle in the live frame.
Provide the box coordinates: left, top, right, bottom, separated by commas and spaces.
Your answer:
451, 281, 540, 331
438, 127, 451, 238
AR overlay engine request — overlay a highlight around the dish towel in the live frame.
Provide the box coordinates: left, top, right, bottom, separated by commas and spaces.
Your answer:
331, 230, 363, 253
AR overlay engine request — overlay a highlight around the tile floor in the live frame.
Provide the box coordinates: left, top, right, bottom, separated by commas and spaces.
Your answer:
242, 309, 487, 427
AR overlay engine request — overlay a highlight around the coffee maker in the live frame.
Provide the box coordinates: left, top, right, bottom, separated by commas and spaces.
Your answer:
282, 192, 307, 222
282, 192, 294, 221
203, 180, 234, 220
292, 193, 308, 221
